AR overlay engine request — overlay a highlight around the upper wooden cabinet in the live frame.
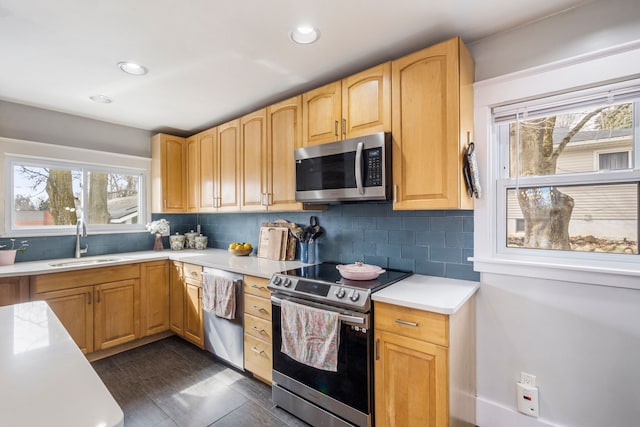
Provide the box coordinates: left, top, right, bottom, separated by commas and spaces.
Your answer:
187, 128, 218, 212
302, 62, 391, 146
239, 96, 307, 212
391, 37, 474, 210
216, 119, 241, 212
151, 133, 187, 213
240, 109, 268, 211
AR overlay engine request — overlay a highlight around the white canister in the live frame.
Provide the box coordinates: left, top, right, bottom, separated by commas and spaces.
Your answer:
195, 235, 208, 250
169, 233, 186, 251
185, 230, 198, 249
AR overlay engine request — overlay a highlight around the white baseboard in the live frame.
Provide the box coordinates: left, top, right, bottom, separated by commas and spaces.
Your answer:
476, 396, 562, 427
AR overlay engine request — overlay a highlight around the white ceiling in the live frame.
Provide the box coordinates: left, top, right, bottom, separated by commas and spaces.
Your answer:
0, 0, 589, 136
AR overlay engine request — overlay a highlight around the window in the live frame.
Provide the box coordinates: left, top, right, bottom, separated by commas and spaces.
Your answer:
2, 138, 149, 236
495, 86, 640, 256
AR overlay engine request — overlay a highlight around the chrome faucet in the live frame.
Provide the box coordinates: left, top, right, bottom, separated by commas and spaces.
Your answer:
75, 218, 88, 258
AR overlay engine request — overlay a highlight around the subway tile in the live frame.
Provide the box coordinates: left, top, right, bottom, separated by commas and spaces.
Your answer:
401, 245, 428, 260
376, 217, 403, 230
402, 217, 429, 231
463, 232, 474, 249
376, 243, 402, 258
364, 229, 388, 244
445, 232, 465, 248
353, 241, 375, 256
431, 216, 463, 232
415, 260, 446, 276
388, 257, 415, 272
388, 230, 415, 245
415, 231, 445, 248
363, 255, 388, 268
430, 247, 462, 263
353, 217, 377, 230
462, 249, 474, 264
445, 263, 480, 281
463, 216, 474, 232
415, 210, 447, 217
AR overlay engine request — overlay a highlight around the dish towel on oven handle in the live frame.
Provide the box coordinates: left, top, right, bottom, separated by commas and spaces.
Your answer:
202, 273, 236, 320
280, 299, 340, 372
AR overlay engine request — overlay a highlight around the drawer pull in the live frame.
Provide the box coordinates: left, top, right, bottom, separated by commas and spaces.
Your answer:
251, 284, 267, 290
252, 305, 267, 312
251, 346, 266, 355
395, 319, 418, 327
251, 326, 266, 334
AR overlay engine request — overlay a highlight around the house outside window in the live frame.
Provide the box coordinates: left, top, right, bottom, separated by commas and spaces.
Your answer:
1, 137, 150, 236
496, 94, 639, 256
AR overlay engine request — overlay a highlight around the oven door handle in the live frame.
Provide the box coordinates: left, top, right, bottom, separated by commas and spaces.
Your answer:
271, 295, 366, 325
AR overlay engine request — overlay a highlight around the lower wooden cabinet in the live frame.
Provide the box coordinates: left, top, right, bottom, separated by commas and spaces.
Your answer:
31, 264, 142, 354
140, 260, 170, 336
243, 275, 273, 383
0, 276, 30, 307
170, 261, 204, 348
374, 298, 476, 427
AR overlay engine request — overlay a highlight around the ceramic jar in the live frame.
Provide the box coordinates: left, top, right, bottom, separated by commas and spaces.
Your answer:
195, 235, 208, 250
185, 230, 198, 249
169, 233, 186, 251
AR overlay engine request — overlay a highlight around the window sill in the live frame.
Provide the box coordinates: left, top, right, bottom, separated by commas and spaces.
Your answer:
470, 255, 640, 290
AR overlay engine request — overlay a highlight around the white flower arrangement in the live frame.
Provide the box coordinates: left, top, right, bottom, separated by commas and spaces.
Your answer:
146, 219, 170, 236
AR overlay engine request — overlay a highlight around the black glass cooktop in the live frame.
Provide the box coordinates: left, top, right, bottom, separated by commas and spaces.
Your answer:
280, 262, 411, 291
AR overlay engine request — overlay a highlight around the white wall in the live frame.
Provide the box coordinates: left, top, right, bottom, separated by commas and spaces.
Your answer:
0, 100, 152, 157
468, 0, 640, 81
470, 1, 640, 425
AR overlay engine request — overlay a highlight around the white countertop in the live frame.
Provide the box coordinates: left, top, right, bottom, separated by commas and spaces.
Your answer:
0, 301, 123, 427
372, 274, 479, 315
0, 248, 308, 279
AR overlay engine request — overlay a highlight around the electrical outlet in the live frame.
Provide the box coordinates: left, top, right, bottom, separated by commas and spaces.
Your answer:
520, 372, 536, 387
517, 382, 539, 417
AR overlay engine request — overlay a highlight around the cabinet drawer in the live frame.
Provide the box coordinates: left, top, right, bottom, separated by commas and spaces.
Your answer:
244, 333, 272, 383
183, 263, 203, 281
245, 294, 272, 321
374, 301, 448, 347
31, 263, 140, 294
244, 313, 273, 343
243, 275, 270, 298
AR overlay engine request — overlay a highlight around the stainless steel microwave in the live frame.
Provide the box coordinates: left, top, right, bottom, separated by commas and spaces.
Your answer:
294, 132, 391, 203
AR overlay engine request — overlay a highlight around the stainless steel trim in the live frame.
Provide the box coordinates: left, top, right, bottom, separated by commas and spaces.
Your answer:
271, 295, 367, 326
355, 141, 364, 195
273, 371, 370, 427
395, 319, 419, 327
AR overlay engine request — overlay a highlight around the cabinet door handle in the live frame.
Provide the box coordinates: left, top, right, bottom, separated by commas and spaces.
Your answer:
342, 118, 346, 136
393, 185, 398, 203
251, 284, 267, 291
251, 326, 266, 334
87, 292, 92, 305
334, 120, 338, 137
252, 305, 267, 313
375, 338, 380, 360
395, 319, 418, 327
96, 290, 101, 303
251, 346, 266, 355
164, 200, 167, 209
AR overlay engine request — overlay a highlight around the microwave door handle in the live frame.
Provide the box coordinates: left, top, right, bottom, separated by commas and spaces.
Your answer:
355, 141, 364, 195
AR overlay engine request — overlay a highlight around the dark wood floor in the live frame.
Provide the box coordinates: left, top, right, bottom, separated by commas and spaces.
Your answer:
92, 336, 309, 427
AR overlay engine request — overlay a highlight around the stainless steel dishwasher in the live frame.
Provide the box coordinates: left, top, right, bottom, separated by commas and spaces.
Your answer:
202, 267, 244, 371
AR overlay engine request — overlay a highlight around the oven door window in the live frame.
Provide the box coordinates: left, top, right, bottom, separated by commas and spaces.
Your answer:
272, 304, 371, 414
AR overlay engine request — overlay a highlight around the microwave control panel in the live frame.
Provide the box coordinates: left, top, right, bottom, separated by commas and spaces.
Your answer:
365, 148, 382, 186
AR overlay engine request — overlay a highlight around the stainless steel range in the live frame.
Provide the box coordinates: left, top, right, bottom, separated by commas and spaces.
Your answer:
268, 262, 411, 427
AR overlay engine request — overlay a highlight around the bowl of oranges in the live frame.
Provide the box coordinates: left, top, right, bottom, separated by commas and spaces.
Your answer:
228, 242, 252, 256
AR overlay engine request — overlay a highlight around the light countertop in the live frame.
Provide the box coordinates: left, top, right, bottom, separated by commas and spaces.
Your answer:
372, 274, 479, 315
0, 301, 123, 427
0, 248, 307, 279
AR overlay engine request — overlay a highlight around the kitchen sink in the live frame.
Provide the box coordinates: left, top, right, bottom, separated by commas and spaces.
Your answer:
48, 258, 124, 268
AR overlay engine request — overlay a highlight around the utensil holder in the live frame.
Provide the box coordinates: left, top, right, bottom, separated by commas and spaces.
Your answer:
300, 242, 309, 263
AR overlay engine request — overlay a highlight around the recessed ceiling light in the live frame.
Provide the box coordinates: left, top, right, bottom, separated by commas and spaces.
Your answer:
89, 94, 113, 104
117, 61, 148, 75
290, 26, 320, 44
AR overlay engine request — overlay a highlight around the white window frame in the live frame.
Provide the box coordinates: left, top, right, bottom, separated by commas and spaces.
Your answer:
1, 137, 151, 237
594, 149, 632, 170
472, 42, 640, 290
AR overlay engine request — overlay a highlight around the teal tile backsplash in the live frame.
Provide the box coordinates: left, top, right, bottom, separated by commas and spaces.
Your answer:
14, 203, 478, 282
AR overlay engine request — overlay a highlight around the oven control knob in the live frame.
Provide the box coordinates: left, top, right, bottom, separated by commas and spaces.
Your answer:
335, 288, 346, 299
272, 276, 282, 286
283, 278, 292, 287
349, 291, 360, 302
